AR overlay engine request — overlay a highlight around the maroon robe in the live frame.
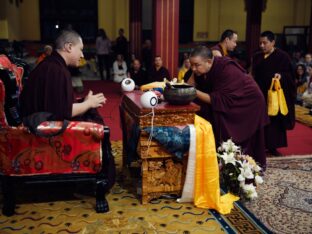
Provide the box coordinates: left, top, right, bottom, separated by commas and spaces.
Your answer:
210, 43, 226, 56
148, 66, 170, 82
252, 48, 296, 149
20, 51, 104, 125
195, 57, 269, 167
129, 68, 148, 87
20, 52, 115, 188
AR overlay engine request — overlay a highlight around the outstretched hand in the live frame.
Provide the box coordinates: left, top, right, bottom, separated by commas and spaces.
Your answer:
85, 90, 107, 108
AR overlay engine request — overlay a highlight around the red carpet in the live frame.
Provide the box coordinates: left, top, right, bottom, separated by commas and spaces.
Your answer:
80, 80, 123, 141
279, 122, 312, 156
81, 81, 312, 155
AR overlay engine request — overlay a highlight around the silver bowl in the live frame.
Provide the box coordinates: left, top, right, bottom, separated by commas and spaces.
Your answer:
163, 84, 196, 105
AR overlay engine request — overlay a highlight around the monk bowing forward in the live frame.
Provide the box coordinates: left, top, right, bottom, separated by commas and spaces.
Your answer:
188, 46, 269, 168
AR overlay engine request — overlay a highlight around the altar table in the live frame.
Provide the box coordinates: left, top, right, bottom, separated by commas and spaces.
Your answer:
120, 91, 200, 204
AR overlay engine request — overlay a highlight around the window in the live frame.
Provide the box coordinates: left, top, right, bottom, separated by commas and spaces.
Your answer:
39, 0, 98, 43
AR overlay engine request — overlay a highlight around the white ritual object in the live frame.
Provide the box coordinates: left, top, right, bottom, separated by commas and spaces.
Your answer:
121, 78, 135, 92
140, 91, 158, 109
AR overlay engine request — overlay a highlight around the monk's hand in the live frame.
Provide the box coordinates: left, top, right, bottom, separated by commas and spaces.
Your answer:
85, 90, 107, 108
274, 73, 281, 80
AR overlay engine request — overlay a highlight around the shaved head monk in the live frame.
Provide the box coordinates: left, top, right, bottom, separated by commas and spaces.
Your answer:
188, 46, 269, 168
252, 31, 296, 156
20, 30, 115, 211
211, 29, 238, 57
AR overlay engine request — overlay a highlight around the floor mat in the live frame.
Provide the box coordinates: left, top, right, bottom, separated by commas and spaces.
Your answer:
0, 141, 271, 234
244, 156, 312, 233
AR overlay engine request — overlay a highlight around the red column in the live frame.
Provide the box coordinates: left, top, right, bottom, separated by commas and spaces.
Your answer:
308, 0, 312, 52
130, 0, 142, 59
245, 0, 264, 64
152, 0, 180, 79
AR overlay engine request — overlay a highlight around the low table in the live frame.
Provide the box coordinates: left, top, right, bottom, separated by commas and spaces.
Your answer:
120, 91, 200, 204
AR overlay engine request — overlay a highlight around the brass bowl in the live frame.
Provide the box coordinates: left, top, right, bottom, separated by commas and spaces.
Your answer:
163, 84, 196, 105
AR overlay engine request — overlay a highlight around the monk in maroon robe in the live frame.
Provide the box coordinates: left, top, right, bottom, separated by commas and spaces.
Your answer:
210, 29, 238, 57
19, 30, 115, 212
188, 46, 269, 167
20, 32, 106, 123
252, 31, 296, 155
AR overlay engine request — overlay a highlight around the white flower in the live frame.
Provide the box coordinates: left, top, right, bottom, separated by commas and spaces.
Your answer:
248, 191, 258, 199
255, 175, 264, 184
242, 184, 254, 192
220, 142, 229, 152
242, 184, 257, 198
221, 139, 240, 153
218, 138, 262, 200
239, 167, 254, 179
220, 152, 236, 165
243, 168, 254, 179
217, 146, 222, 152
241, 160, 251, 170
254, 165, 262, 173
238, 174, 245, 182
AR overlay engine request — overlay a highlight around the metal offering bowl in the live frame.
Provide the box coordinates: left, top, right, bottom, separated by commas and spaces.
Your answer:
163, 84, 196, 105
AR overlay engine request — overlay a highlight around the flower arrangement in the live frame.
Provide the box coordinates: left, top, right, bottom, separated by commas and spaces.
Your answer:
217, 139, 264, 200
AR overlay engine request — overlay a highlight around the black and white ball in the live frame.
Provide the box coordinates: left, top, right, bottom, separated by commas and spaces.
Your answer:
121, 78, 135, 92
140, 91, 158, 108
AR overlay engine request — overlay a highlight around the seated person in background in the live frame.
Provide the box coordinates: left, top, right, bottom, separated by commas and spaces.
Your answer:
303, 53, 312, 68
113, 54, 127, 83
128, 59, 148, 88
178, 58, 191, 83
19, 30, 116, 210
211, 29, 238, 57
148, 55, 170, 82
128, 53, 136, 68
302, 64, 312, 108
295, 64, 308, 103
36, 45, 53, 65
188, 46, 268, 168
179, 52, 189, 67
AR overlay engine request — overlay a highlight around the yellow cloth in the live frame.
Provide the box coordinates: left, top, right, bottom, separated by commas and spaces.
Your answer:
79, 58, 87, 67
140, 81, 165, 91
220, 44, 228, 57
178, 67, 188, 82
297, 83, 307, 95
194, 115, 239, 214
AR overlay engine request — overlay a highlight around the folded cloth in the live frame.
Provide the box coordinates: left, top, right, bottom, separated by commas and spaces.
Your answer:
143, 126, 190, 159
178, 115, 239, 215
140, 81, 165, 92
177, 124, 196, 203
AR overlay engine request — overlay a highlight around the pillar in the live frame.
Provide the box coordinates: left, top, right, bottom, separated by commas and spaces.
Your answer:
245, 0, 265, 64
308, 0, 312, 52
152, 0, 180, 78
130, 0, 142, 59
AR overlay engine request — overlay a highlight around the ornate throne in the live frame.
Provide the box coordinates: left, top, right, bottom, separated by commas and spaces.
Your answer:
0, 57, 111, 216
